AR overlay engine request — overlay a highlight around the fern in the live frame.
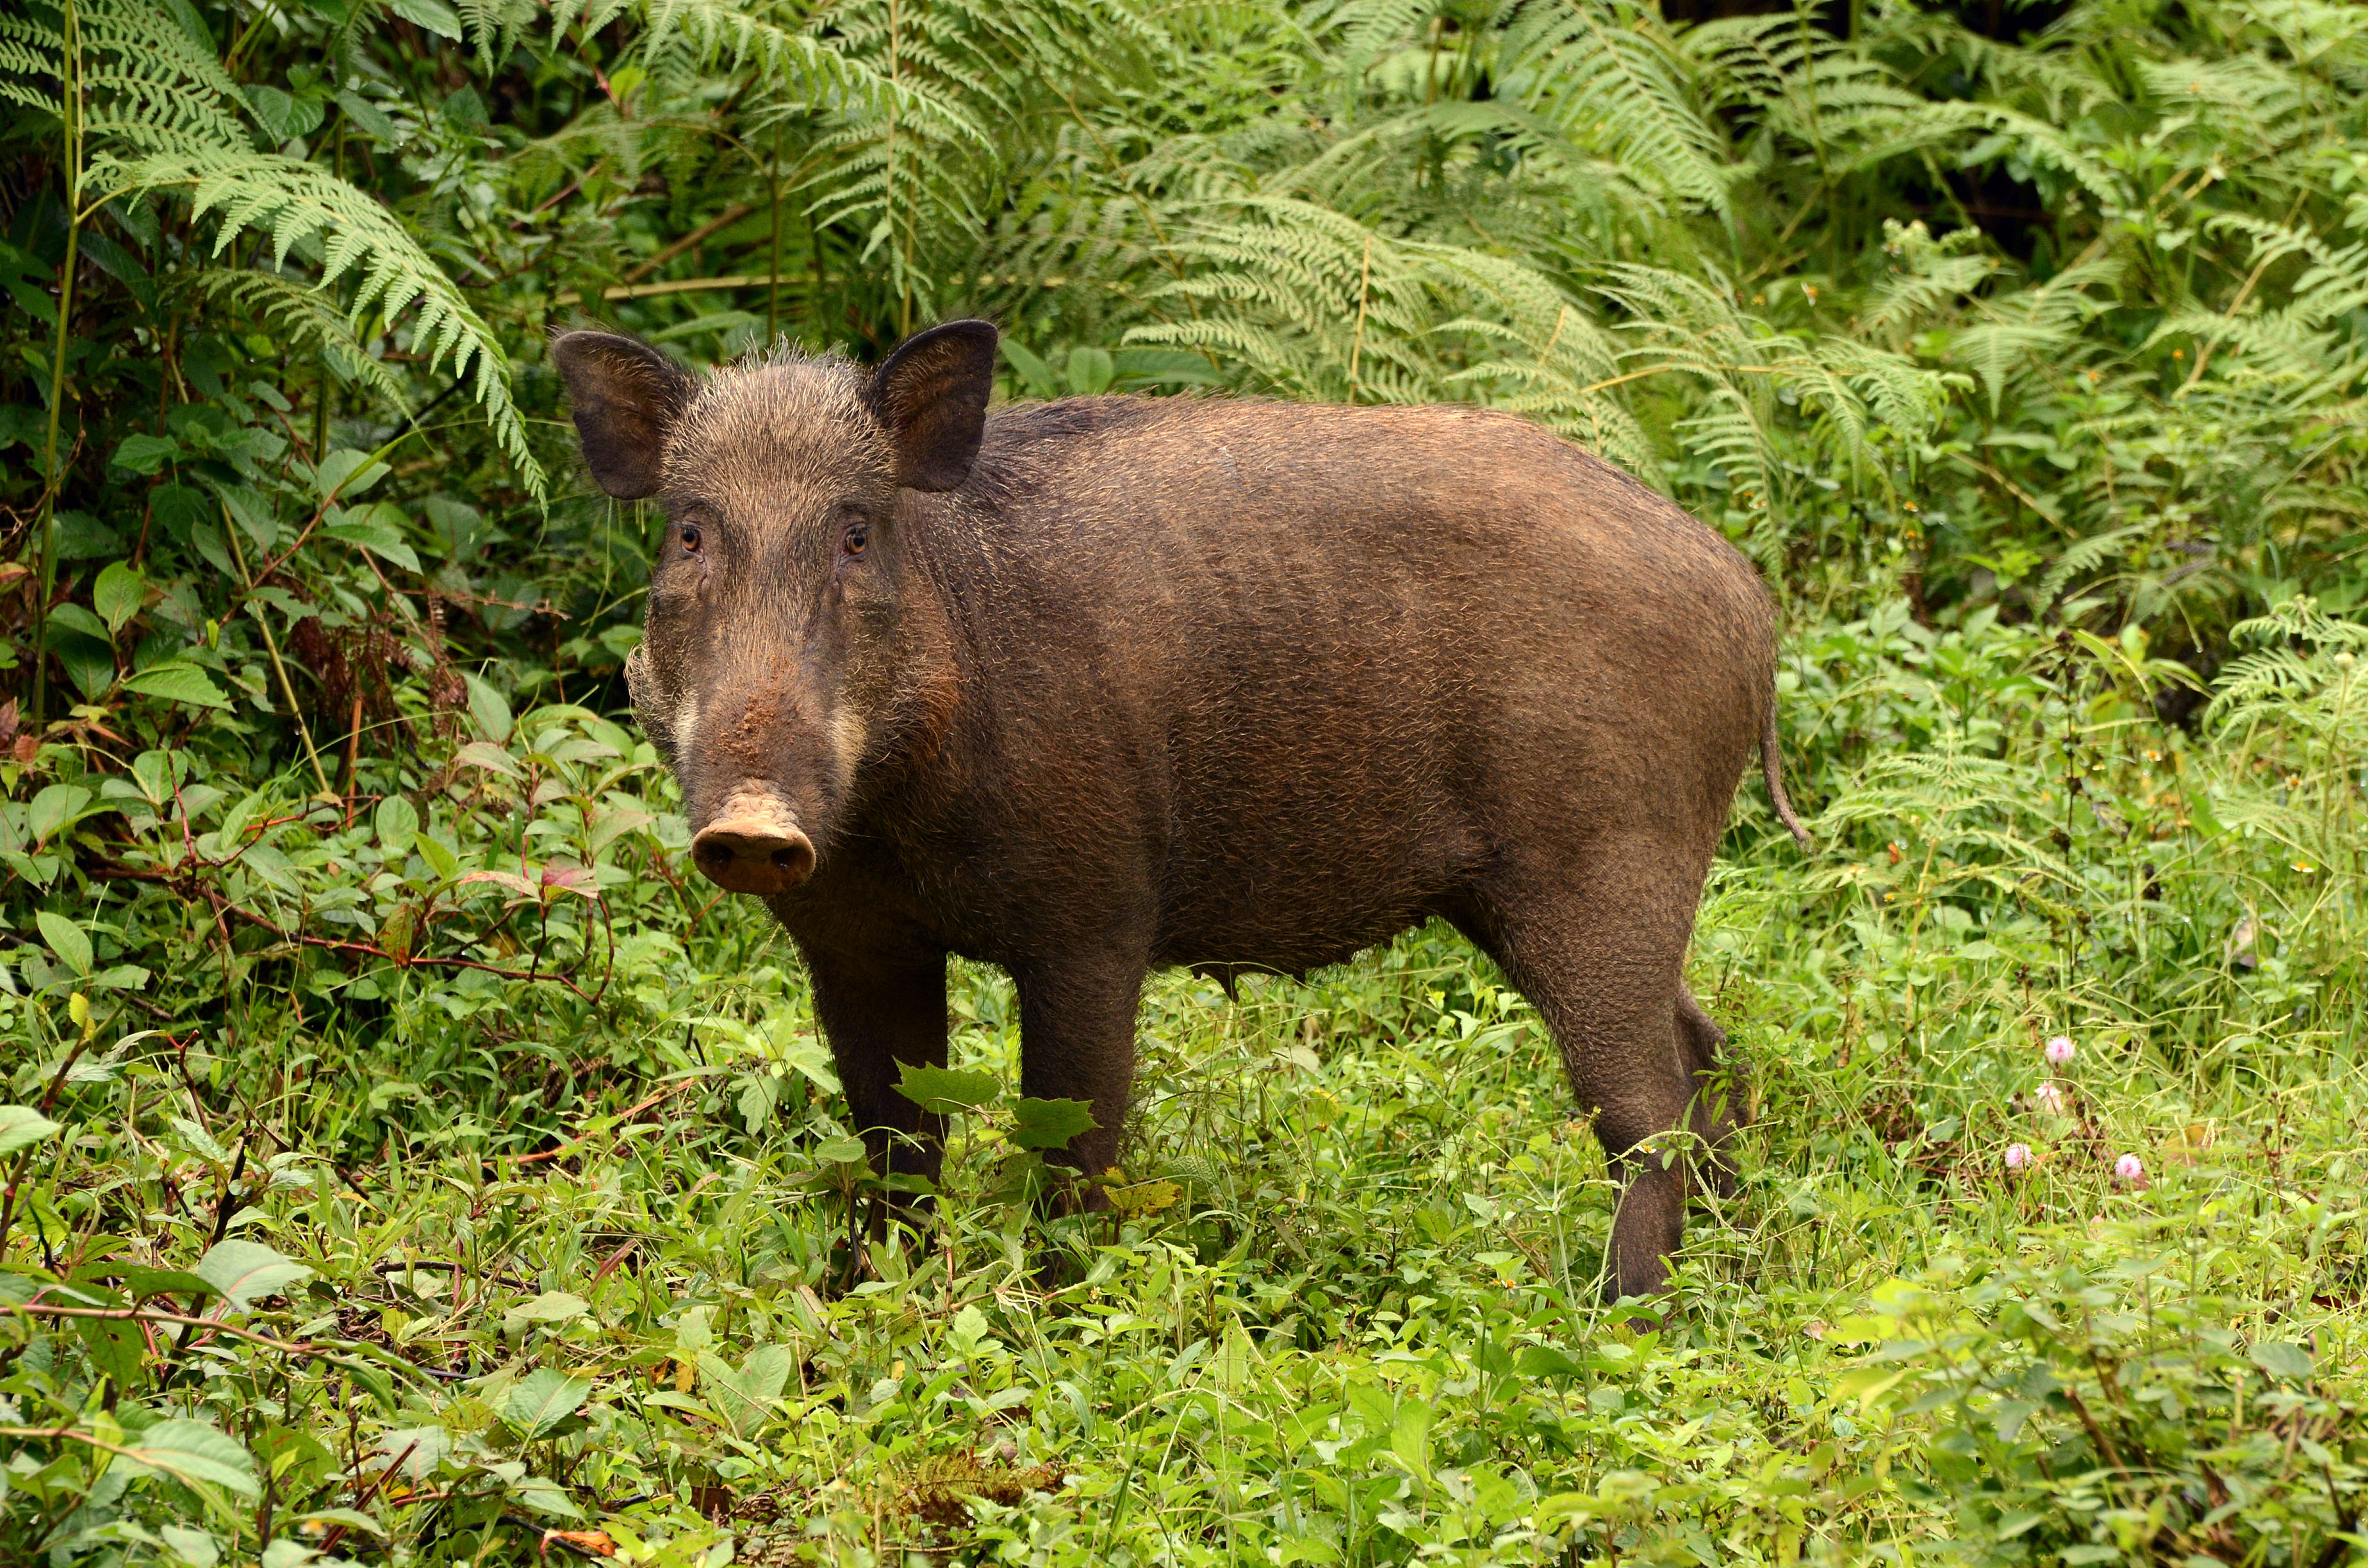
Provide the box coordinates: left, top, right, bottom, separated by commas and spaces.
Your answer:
99, 147, 544, 497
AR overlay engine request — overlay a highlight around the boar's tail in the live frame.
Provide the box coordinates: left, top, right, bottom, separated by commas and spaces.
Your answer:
1761, 699, 1813, 852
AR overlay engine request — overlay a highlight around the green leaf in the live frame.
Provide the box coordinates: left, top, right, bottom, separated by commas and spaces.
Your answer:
1513, 1344, 1584, 1381
1010, 1097, 1098, 1151
36, 911, 92, 976
313, 448, 390, 503
415, 832, 461, 881
698, 1344, 793, 1436
812, 1134, 869, 1165
2251, 1340, 2314, 1380
1065, 345, 1115, 395
93, 562, 147, 634
49, 603, 112, 643
122, 662, 233, 710
195, 1239, 313, 1310
29, 785, 94, 845
894, 1062, 1002, 1116
0, 1105, 63, 1157
503, 1367, 592, 1438
389, 0, 465, 38
323, 503, 422, 573
120, 1419, 260, 1498
1389, 1398, 1431, 1485
335, 90, 399, 144
464, 673, 513, 744
375, 795, 420, 856
1000, 339, 1062, 400
110, 433, 180, 475
503, 1290, 589, 1335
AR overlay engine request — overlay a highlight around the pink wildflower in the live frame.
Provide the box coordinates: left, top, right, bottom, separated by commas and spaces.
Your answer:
2005, 1143, 2032, 1172
2044, 1035, 2075, 1066
2114, 1153, 2144, 1184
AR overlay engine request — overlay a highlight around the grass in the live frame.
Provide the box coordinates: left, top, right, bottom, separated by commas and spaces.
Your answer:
4, 601, 2365, 1566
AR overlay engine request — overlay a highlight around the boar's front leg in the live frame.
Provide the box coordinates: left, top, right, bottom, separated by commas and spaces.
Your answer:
802, 940, 950, 1191
1012, 957, 1144, 1200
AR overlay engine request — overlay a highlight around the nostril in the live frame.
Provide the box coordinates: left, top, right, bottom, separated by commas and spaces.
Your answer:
771, 849, 798, 872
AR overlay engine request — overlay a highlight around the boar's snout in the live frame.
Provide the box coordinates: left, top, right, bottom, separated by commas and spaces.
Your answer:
690, 790, 815, 895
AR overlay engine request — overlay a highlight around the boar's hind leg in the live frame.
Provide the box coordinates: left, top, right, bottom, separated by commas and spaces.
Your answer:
803, 942, 951, 1192
1012, 958, 1144, 1204
1463, 860, 1709, 1303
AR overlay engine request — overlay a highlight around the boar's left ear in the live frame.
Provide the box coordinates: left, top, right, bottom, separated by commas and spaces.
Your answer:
550, 330, 696, 500
866, 320, 998, 493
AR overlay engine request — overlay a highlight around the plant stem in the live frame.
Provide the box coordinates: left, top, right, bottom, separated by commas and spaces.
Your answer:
33, 0, 84, 729
221, 506, 336, 798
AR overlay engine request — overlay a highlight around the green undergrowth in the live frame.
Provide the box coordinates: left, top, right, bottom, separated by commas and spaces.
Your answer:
4, 598, 2365, 1567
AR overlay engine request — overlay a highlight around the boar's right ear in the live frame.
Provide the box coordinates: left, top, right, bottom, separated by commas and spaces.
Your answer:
550, 331, 696, 500
866, 320, 998, 493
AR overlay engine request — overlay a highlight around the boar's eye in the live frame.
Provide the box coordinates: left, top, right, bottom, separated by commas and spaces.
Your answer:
678, 523, 702, 555
841, 521, 869, 557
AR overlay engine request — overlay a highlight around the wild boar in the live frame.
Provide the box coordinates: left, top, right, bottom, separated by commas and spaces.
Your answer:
552, 319, 1809, 1300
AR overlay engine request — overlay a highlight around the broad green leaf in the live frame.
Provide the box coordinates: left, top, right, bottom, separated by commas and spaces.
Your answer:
120, 1419, 259, 1498
894, 1062, 1002, 1116
503, 1368, 591, 1438
122, 662, 233, 710
2251, 1340, 2313, 1380
503, 1290, 589, 1335
36, 911, 92, 976
464, 673, 513, 744
110, 433, 180, 475
1390, 1398, 1431, 1485
323, 503, 422, 573
0, 1104, 63, 1157
28, 785, 94, 845
195, 1239, 313, 1310
93, 562, 147, 634
313, 448, 390, 502
160, 1524, 220, 1567
415, 832, 462, 881
336, 90, 399, 145
697, 1344, 793, 1436
999, 339, 1061, 400
1010, 1097, 1098, 1151
375, 794, 420, 855
812, 1134, 868, 1165
389, 0, 464, 38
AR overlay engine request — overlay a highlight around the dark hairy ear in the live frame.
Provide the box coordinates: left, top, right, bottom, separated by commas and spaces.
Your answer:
549, 330, 696, 500
865, 320, 999, 492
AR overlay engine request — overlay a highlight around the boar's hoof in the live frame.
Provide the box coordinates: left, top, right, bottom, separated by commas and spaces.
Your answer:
691, 814, 815, 894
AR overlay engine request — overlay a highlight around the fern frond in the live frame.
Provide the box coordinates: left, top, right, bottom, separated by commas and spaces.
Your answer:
188, 269, 414, 414
99, 148, 545, 498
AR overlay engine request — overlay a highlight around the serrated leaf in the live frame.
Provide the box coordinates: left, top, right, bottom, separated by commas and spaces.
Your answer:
0, 1105, 63, 1157
503, 1367, 591, 1438
894, 1062, 1002, 1116
110, 433, 180, 476
1010, 1097, 1098, 1151
120, 1419, 260, 1498
195, 1239, 313, 1311
122, 662, 232, 710
35, 911, 92, 976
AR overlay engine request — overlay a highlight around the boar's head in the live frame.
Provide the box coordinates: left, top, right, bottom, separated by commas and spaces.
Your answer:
550, 320, 998, 895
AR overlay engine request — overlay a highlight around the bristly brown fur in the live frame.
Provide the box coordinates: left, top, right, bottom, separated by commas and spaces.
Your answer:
557, 318, 1809, 1303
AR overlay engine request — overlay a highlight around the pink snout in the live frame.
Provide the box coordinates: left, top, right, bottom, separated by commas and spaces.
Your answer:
690, 793, 814, 894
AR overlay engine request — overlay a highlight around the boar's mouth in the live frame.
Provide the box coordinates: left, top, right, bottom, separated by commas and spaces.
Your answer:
689, 788, 815, 895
